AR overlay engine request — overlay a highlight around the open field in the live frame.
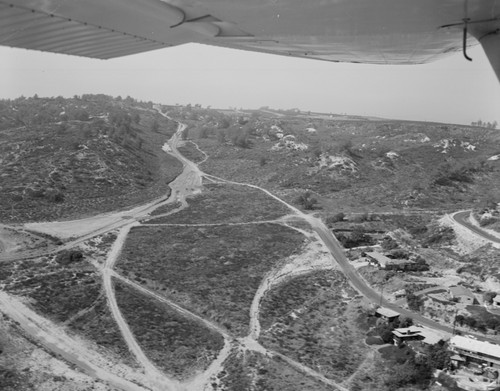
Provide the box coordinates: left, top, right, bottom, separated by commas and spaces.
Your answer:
0, 95, 182, 222
114, 279, 224, 380
147, 183, 290, 224
259, 270, 368, 382
0, 313, 115, 391
213, 348, 333, 391
1, 254, 101, 323
116, 224, 305, 335
67, 294, 138, 368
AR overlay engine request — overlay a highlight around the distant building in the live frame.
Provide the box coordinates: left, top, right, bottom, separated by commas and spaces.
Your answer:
376, 307, 400, 322
394, 289, 406, 299
392, 326, 448, 346
449, 336, 500, 369
449, 286, 476, 305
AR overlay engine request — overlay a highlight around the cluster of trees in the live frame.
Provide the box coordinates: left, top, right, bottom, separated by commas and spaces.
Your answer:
295, 191, 319, 210
455, 313, 500, 333
336, 227, 374, 248
376, 316, 414, 343
406, 292, 425, 312
471, 120, 498, 129
432, 160, 486, 188
385, 343, 451, 391
0, 94, 152, 131
375, 315, 452, 390
55, 250, 83, 265
325, 212, 345, 226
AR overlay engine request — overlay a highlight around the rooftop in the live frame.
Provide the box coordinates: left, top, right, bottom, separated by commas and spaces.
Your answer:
366, 252, 393, 267
376, 307, 400, 318
449, 285, 475, 298
393, 326, 448, 345
450, 336, 500, 359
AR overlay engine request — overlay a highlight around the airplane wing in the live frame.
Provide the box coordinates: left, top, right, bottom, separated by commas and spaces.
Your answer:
1, 0, 499, 81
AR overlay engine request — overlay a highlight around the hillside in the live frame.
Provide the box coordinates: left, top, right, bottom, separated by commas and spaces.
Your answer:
0, 95, 181, 223
174, 107, 500, 215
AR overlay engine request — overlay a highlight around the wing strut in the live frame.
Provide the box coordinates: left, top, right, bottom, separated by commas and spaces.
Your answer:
463, 19, 473, 61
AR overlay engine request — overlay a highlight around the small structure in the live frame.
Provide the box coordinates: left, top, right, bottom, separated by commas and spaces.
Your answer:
449, 336, 500, 369
449, 286, 476, 305
394, 289, 406, 299
392, 326, 447, 346
365, 252, 417, 271
450, 354, 466, 368
493, 295, 500, 308
376, 307, 400, 322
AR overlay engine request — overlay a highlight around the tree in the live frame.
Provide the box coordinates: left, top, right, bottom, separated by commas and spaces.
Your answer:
326, 212, 345, 226
463, 316, 477, 328
151, 120, 159, 132
406, 293, 424, 312
219, 117, 230, 129
455, 314, 465, 327
399, 317, 413, 328
381, 236, 399, 251
181, 127, 189, 140
295, 191, 318, 210
55, 250, 83, 265
484, 291, 497, 305
216, 129, 226, 143
427, 343, 451, 370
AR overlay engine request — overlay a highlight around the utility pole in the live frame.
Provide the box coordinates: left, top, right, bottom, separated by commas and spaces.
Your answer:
379, 284, 384, 308
452, 309, 458, 335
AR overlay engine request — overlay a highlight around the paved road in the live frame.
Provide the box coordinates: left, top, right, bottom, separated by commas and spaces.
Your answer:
452, 211, 500, 244
313, 216, 500, 344
312, 224, 455, 334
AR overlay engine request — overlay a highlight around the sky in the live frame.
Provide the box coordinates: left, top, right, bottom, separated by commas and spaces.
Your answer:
2, 42, 499, 126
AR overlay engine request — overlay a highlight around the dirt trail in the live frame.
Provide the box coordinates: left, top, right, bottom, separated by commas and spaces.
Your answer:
0, 291, 149, 391
247, 237, 336, 340
103, 225, 183, 391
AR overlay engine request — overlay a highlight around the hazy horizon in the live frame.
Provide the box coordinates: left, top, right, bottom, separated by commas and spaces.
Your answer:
2, 42, 499, 126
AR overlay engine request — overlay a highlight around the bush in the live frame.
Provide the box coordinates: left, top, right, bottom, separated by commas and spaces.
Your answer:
406, 293, 424, 312
295, 191, 318, 210
326, 212, 345, 226
55, 250, 83, 265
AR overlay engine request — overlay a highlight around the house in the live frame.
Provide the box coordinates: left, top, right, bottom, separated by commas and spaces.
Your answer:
392, 325, 448, 346
449, 336, 500, 369
394, 289, 406, 299
376, 307, 400, 322
492, 295, 500, 307
449, 286, 476, 305
365, 252, 417, 271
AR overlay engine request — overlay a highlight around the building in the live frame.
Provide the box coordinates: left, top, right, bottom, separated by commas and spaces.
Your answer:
449, 336, 500, 369
392, 326, 448, 346
376, 307, 400, 322
365, 251, 419, 271
449, 286, 476, 305
394, 289, 406, 299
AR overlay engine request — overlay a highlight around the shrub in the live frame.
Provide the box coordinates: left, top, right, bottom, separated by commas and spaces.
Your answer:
326, 212, 345, 226
55, 250, 83, 265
